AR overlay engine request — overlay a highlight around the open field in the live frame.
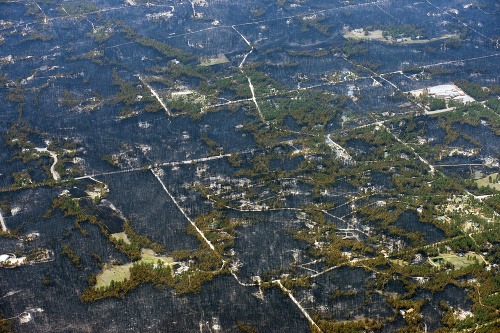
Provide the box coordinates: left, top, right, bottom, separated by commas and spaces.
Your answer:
139, 249, 174, 265
110, 232, 131, 244
476, 173, 500, 191
95, 249, 174, 288
200, 54, 229, 66
389, 259, 409, 267
95, 263, 132, 289
344, 29, 459, 45
429, 252, 485, 270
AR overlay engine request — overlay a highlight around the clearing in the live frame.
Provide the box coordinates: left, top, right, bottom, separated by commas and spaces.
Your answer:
95, 249, 174, 288
344, 29, 459, 45
110, 232, 131, 244
476, 173, 500, 191
429, 252, 484, 270
409, 84, 475, 106
200, 54, 229, 66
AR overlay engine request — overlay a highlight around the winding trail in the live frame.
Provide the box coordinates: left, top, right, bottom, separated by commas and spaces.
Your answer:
48, 151, 60, 181
232, 24, 254, 69
35, 148, 60, 181
85, 18, 97, 33
230, 272, 257, 287
239, 49, 253, 68
151, 168, 215, 251
187, 0, 197, 17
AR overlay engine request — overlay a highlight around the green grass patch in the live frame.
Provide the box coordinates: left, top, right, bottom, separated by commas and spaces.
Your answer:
95, 249, 174, 289
110, 232, 131, 244
429, 252, 484, 270
476, 173, 500, 191
390, 259, 409, 267
95, 263, 132, 289
200, 54, 229, 66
